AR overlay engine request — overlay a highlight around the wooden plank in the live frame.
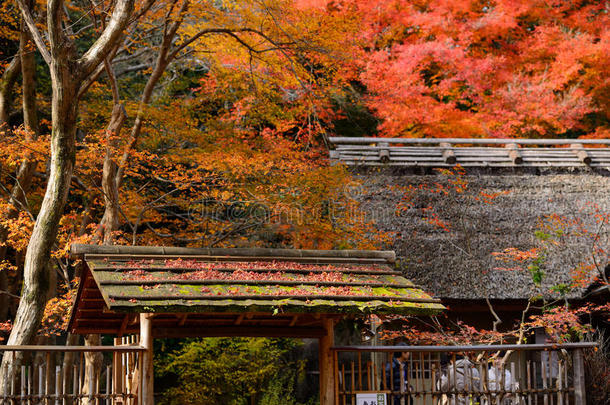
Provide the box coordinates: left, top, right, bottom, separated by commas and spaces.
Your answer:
72, 244, 397, 262
92, 266, 402, 276
152, 326, 327, 338
107, 293, 442, 303
99, 279, 420, 289
329, 137, 610, 145
100, 278, 414, 290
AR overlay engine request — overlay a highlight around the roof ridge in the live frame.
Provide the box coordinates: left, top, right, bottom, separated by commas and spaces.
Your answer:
70, 244, 396, 262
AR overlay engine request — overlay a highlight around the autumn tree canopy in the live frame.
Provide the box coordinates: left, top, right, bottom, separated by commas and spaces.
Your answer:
352, 0, 610, 138
0, 0, 607, 360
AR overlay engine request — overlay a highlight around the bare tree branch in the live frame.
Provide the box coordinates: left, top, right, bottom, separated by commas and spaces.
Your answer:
79, 0, 137, 77
15, 0, 51, 65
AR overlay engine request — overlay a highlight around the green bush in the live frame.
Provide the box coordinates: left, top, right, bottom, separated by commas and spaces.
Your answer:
156, 337, 314, 405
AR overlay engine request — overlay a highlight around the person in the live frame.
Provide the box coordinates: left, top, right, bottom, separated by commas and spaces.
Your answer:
385, 343, 413, 405
484, 359, 520, 405
438, 355, 480, 405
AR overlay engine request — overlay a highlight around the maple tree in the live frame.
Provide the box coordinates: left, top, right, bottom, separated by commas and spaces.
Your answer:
0, 3, 606, 396
0, 0, 376, 348
349, 0, 610, 139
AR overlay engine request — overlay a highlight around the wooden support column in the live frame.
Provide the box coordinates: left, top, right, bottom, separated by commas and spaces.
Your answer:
140, 313, 154, 405
572, 348, 586, 405
319, 317, 335, 405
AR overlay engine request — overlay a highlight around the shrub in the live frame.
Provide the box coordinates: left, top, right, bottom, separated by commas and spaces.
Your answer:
584, 332, 610, 405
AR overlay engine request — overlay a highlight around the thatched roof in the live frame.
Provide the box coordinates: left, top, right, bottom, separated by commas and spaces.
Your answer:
353, 168, 610, 300
68, 245, 444, 336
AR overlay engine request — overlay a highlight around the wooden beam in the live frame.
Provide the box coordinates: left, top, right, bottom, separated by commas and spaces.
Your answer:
107, 293, 442, 304
234, 314, 245, 326
99, 278, 416, 288
71, 327, 139, 335
72, 244, 397, 262
573, 348, 587, 405
177, 313, 188, 326
289, 315, 299, 327
318, 318, 335, 405
329, 136, 610, 146
152, 326, 327, 339
140, 313, 154, 405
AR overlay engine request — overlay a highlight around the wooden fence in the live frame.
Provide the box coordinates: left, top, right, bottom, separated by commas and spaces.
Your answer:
328, 137, 610, 168
332, 343, 596, 405
0, 337, 144, 405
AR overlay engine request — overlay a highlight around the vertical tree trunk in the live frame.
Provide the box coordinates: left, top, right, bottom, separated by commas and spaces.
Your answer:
0, 55, 79, 394
0, 56, 21, 125
0, 18, 40, 322
82, 334, 103, 405
0, 55, 22, 321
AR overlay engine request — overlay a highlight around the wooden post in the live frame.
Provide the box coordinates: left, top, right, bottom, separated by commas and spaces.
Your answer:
440, 142, 456, 164
572, 349, 586, 405
140, 314, 154, 405
378, 142, 390, 164
319, 318, 335, 405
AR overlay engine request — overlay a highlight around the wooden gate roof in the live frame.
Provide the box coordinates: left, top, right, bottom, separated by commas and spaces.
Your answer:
68, 244, 444, 338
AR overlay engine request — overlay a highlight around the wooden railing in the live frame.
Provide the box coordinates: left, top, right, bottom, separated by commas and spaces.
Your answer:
331, 343, 596, 405
0, 337, 144, 405
328, 137, 610, 168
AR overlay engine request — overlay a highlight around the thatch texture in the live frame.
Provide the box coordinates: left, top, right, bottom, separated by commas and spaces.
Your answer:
353, 168, 610, 300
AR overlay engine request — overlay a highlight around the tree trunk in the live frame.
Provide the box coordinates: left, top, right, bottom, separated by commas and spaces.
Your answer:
96, 103, 126, 243
81, 334, 103, 405
0, 0, 135, 394
0, 19, 40, 322
0, 55, 21, 125
0, 51, 79, 391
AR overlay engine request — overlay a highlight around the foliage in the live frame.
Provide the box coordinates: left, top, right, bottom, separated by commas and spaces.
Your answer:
0, 0, 388, 341
39, 285, 76, 337
350, 0, 610, 138
156, 338, 310, 405
583, 331, 610, 405
0, 0, 607, 363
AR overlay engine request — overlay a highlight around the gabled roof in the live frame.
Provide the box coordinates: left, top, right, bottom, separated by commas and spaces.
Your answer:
68, 244, 444, 337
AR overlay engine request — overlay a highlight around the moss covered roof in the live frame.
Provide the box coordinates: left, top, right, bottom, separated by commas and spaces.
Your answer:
68, 245, 444, 336
87, 257, 442, 315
